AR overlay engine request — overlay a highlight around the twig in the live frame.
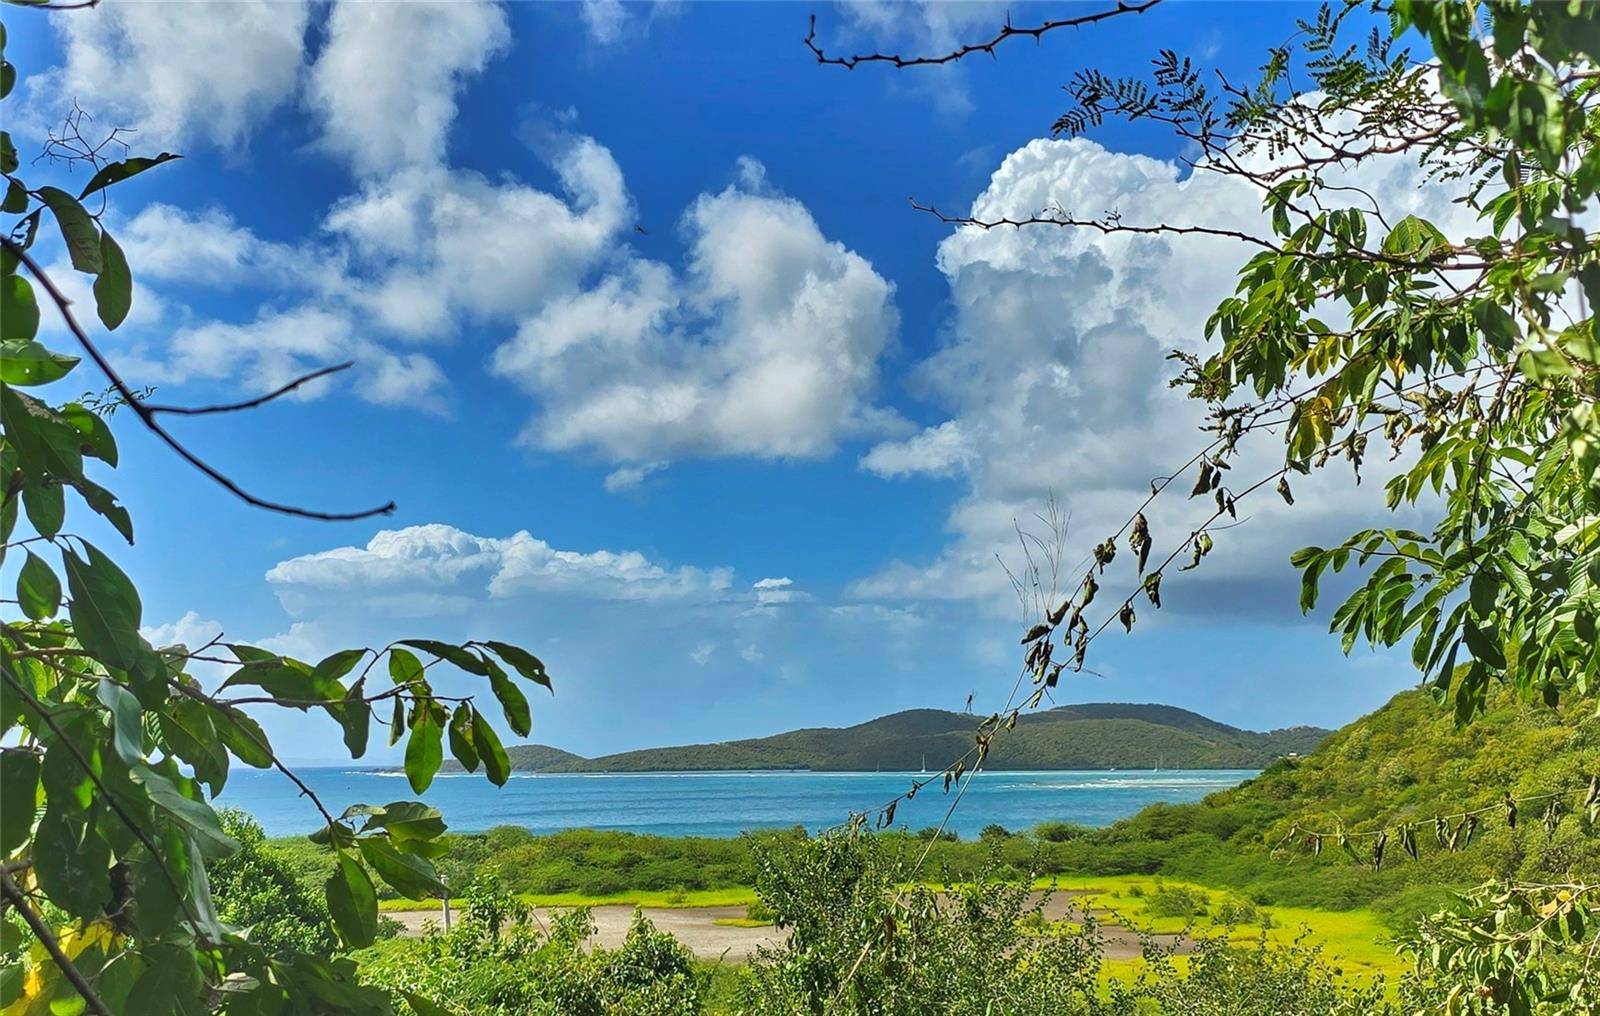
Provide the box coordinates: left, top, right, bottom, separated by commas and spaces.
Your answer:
143, 362, 352, 416
0, 874, 112, 1016
1, 239, 394, 522
804, 1, 1164, 70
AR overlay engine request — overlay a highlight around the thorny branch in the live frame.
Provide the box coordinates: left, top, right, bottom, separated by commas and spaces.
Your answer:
804, 0, 1164, 70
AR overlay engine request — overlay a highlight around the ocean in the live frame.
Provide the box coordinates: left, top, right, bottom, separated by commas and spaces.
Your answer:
216, 767, 1257, 840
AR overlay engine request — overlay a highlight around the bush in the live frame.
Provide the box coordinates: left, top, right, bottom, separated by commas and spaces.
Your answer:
916, 827, 959, 842
1213, 894, 1260, 925
979, 823, 1013, 842
1145, 884, 1209, 919
1034, 821, 1090, 843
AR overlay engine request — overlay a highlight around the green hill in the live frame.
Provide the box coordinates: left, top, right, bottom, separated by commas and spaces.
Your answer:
490, 703, 1328, 773
1083, 688, 1600, 918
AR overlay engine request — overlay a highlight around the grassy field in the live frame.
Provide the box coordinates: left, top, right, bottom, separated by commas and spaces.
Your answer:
1036, 874, 1402, 983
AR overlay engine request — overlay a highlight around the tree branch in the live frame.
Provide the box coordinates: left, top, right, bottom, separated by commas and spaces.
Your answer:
0, 873, 113, 1016
805, 0, 1164, 69
2, 239, 395, 522
143, 362, 353, 416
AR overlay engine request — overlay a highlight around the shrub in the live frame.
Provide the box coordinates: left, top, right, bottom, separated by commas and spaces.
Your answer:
1034, 821, 1091, 842
979, 823, 1013, 842
1146, 884, 1209, 919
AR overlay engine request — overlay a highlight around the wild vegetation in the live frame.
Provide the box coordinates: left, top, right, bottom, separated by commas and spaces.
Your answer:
3, 0, 1600, 1013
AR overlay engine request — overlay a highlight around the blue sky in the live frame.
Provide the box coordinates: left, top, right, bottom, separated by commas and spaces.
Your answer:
5, 1, 1433, 764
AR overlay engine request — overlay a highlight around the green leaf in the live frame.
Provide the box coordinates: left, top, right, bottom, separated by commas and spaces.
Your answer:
36, 187, 102, 274
1, 386, 84, 481
213, 705, 274, 768
96, 678, 145, 765
63, 540, 143, 671
404, 705, 443, 794
446, 703, 479, 773
471, 708, 511, 787
0, 340, 77, 386
338, 680, 371, 759
388, 647, 424, 685
93, 229, 131, 330
128, 763, 237, 858
0, 750, 40, 853
15, 550, 59, 620
0, 277, 38, 342
481, 654, 531, 738
1, 177, 24, 213
399, 639, 488, 675
325, 851, 378, 948
159, 699, 229, 792
33, 806, 110, 918
62, 403, 117, 466
388, 696, 406, 747
484, 640, 553, 692
20, 478, 62, 538
357, 834, 444, 899
401, 990, 461, 1016
368, 801, 445, 845
77, 153, 181, 201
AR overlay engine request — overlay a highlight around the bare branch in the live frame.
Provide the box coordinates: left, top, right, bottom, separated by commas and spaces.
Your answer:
144, 361, 353, 416
2, 238, 395, 522
804, 0, 1164, 70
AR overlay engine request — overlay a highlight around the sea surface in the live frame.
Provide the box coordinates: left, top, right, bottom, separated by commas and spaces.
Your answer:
217, 768, 1257, 840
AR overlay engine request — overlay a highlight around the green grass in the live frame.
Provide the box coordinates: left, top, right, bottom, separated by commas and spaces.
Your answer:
378, 886, 759, 913
1031, 874, 1403, 983
712, 917, 773, 928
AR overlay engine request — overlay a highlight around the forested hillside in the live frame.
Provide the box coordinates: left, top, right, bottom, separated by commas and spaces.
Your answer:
1079, 688, 1600, 917
486, 703, 1328, 773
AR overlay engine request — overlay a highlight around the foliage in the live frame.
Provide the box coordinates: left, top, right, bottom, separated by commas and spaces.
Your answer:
1397, 881, 1600, 1015
205, 810, 339, 959
357, 882, 704, 1016
0, 13, 554, 1014
733, 830, 1394, 1015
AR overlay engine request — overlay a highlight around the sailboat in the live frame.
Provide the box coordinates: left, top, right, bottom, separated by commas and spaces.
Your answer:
920, 754, 927, 774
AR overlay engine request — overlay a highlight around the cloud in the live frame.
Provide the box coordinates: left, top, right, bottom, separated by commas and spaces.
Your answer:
580, 0, 629, 44
325, 146, 632, 335
492, 166, 903, 464
266, 523, 734, 616
137, 305, 448, 413
308, 0, 509, 177
23, 0, 309, 149
689, 642, 716, 665
853, 136, 1474, 614
603, 461, 668, 493
859, 419, 974, 478
141, 610, 225, 650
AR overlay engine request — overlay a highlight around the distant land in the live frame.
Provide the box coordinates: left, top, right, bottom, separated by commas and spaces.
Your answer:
458, 703, 1330, 774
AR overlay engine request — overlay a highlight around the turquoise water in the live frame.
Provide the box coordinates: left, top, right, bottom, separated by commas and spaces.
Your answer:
218, 768, 1256, 840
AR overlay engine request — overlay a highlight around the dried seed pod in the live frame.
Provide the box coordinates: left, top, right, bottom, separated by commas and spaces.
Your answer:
881, 800, 897, 828
1143, 572, 1162, 608
1309, 833, 1322, 858
1401, 824, 1418, 861
1434, 816, 1449, 848
1584, 775, 1599, 826
1504, 793, 1517, 830
1457, 814, 1478, 849
1021, 622, 1051, 645
1047, 597, 1070, 626
1372, 831, 1387, 871
1190, 460, 1215, 497
1542, 800, 1561, 840
1118, 603, 1136, 633
1081, 573, 1098, 608
1045, 663, 1062, 688
1277, 476, 1294, 505
1129, 513, 1152, 573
